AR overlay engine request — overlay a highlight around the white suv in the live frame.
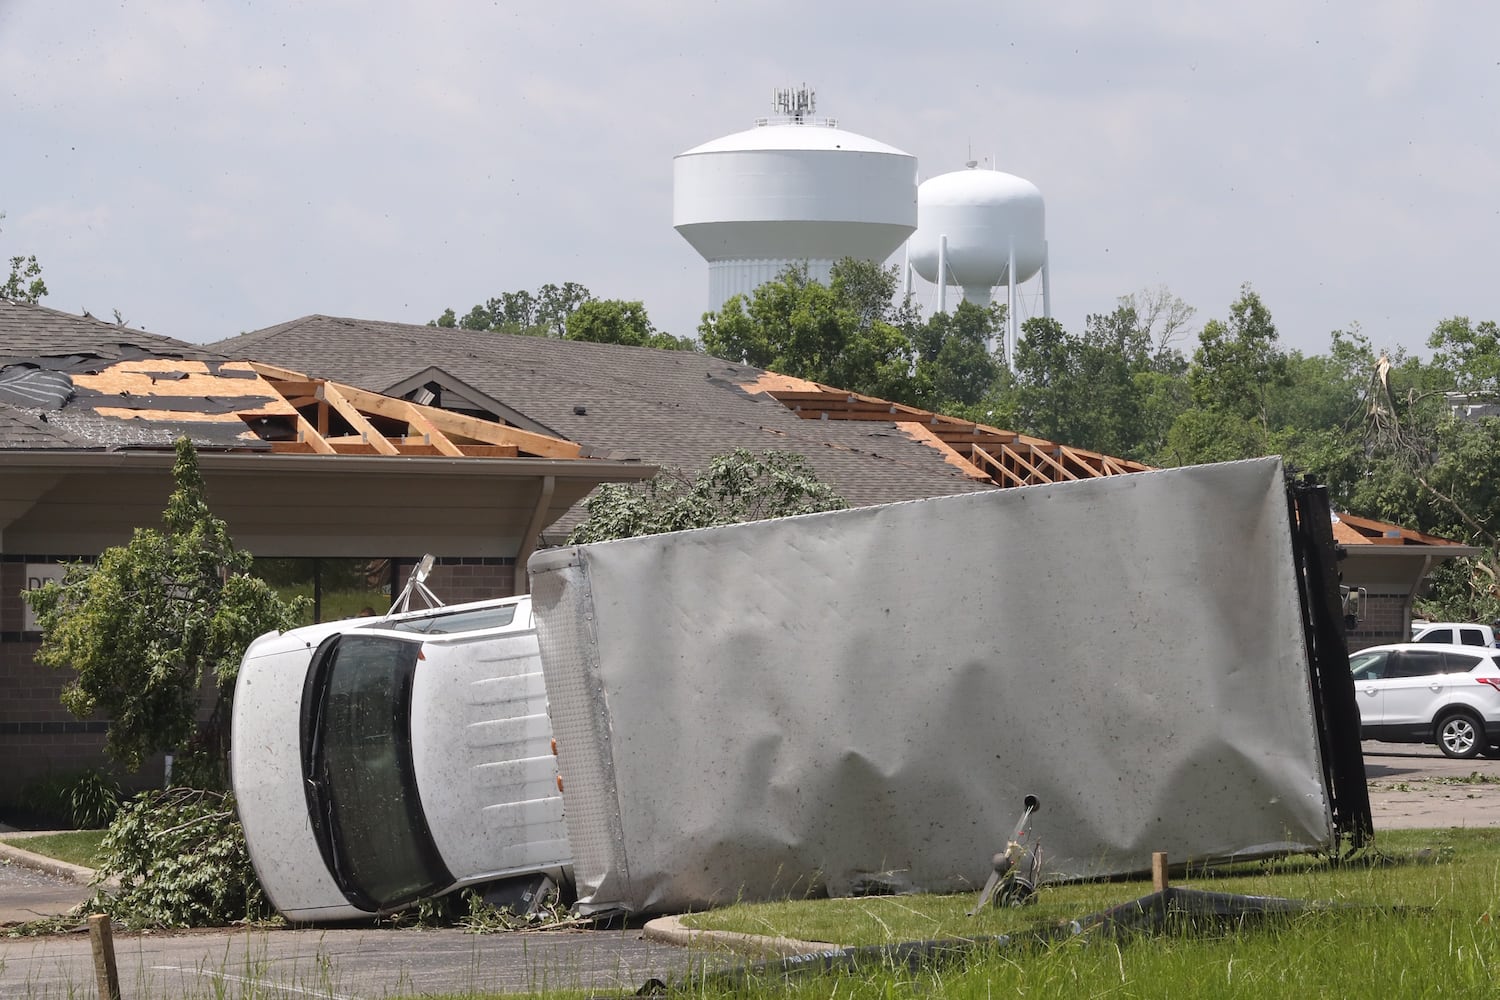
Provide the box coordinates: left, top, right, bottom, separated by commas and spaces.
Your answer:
1349, 643, 1500, 759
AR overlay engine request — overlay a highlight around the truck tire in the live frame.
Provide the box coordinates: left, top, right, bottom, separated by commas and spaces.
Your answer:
1436, 710, 1484, 759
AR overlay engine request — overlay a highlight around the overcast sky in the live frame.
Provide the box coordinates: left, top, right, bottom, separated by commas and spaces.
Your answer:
4, 1, 1496, 358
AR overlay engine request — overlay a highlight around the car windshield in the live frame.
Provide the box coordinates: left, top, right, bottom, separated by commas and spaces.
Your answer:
302, 634, 452, 911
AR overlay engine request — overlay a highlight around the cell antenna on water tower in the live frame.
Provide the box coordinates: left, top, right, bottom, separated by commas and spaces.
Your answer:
772, 85, 817, 122
673, 88, 918, 315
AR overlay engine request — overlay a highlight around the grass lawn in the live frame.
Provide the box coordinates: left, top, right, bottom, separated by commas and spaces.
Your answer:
14, 827, 1499, 997
2, 829, 108, 869
660, 827, 1500, 997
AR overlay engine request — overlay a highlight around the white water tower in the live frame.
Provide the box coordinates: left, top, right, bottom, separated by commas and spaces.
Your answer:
674, 88, 918, 312
906, 165, 1050, 367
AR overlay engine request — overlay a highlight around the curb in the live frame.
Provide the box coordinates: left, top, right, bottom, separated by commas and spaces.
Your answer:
642, 913, 839, 959
0, 835, 114, 889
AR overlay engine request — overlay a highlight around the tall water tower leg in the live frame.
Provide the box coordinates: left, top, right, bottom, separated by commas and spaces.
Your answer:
1041, 240, 1052, 319
937, 235, 948, 314
1007, 238, 1018, 369
902, 243, 912, 301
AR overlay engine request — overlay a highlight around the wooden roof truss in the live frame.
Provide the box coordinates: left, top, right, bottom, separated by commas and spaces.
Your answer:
768, 387, 1154, 488
244, 362, 582, 459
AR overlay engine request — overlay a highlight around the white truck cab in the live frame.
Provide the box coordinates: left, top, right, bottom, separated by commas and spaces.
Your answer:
1411, 622, 1500, 649
230, 594, 570, 922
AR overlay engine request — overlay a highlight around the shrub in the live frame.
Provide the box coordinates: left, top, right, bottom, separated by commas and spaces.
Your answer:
91, 787, 273, 928
18, 767, 122, 829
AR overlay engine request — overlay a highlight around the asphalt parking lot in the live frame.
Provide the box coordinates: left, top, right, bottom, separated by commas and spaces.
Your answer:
1361, 739, 1500, 828
3, 741, 1497, 999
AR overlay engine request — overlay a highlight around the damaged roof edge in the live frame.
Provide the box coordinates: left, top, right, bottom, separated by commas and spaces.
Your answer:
0, 449, 660, 481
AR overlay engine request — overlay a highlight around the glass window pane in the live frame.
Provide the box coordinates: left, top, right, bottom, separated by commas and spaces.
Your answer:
1350, 651, 1387, 679
1442, 651, 1483, 673
1394, 650, 1443, 677
321, 558, 393, 620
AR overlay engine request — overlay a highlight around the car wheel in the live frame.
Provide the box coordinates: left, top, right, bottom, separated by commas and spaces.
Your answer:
1436, 711, 1484, 759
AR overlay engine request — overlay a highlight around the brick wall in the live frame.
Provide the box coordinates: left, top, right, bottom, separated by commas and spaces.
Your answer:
1346, 592, 1411, 652
0, 557, 121, 806
409, 558, 518, 605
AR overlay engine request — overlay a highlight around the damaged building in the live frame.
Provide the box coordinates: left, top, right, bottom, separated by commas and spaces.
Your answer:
0, 300, 1477, 803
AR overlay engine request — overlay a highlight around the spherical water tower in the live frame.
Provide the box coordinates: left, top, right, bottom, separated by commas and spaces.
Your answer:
674, 88, 918, 312
905, 165, 1050, 367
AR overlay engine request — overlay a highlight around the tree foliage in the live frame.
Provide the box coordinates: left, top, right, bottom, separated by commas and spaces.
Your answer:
1429, 317, 1500, 400
700, 258, 1007, 411
566, 448, 847, 543
1161, 284, 1291, 465
431, 282, 695, 350
24, 439, 308, 780
91, 787, 272, 928
2, 254, 48, 304
1009, 301, 1189, 462
565, 298, 697, 350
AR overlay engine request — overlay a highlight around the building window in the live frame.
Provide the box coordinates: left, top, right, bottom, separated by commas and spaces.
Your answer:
254, 558, 395, 624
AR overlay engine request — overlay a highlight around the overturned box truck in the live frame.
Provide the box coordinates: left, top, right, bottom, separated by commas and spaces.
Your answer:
528, 457, 1371, 917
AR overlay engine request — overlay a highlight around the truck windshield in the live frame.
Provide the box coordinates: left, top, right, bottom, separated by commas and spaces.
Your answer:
302, 634, 452, 911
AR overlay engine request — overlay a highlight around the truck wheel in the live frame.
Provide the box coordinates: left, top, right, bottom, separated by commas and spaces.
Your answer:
1436, 711, 1483, 759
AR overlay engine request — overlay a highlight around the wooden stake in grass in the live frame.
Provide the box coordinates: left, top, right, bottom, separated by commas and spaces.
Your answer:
89, 912, 121, 1000
1152, 852, 1169, 892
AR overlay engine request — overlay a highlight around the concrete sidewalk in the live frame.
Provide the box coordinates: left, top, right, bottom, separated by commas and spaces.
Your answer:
0, 832, 99, 927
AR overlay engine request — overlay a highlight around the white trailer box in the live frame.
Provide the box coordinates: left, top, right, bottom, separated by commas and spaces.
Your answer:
529, 457, 1368, 916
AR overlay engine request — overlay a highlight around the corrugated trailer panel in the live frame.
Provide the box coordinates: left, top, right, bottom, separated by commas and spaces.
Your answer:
530, 458, 1336, 916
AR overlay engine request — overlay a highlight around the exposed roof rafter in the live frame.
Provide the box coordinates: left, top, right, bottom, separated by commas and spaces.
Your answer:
755, 378, 1154, 489
247, 362, 582, 459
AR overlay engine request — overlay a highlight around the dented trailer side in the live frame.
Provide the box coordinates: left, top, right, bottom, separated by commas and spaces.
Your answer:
529, 457, 1370, 917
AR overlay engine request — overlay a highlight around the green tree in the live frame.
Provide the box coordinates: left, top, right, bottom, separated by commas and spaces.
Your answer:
1325, 317, 1500, 621
24, 439, 308, 783
908, 301, 1004, 410
458, 304, 493, 330
699, 259, 916, 402
564, 298, 695, 350
566, 449, 847, 543
432, 282, 598, 338
1005, 298, 1190, 461
1162, 284, 1290, 464
2, 254, 48, 304
567, 299, 652, 346
536, 281, 593, 336
1429, 316, 1500, 401
495, 289, 539, 331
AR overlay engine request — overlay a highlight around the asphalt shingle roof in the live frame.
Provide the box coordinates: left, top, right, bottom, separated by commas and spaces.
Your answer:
0, 300, 255, 450
0, 401, 96, 448
0, 299, 226, 367
212, 316, 998, 532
